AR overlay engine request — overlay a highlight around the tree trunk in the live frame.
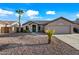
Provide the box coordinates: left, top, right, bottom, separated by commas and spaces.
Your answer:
18, 14, 21, 32
48, 36, 51, 44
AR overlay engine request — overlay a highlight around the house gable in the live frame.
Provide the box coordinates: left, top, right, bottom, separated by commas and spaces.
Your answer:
45, 17, 74, 26
23, 21, 38, 26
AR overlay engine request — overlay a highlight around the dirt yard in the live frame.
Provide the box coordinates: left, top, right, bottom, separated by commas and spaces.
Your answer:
0, 33, 79, 55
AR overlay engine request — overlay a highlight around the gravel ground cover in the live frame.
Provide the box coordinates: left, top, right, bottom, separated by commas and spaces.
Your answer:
0, 33, 79, 55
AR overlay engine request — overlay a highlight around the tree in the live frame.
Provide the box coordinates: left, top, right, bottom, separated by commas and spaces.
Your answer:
16, 9, 24, 32
45, 30, 55, 44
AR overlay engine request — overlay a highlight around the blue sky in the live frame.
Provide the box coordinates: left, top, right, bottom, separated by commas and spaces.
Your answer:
0, 3, 79, 23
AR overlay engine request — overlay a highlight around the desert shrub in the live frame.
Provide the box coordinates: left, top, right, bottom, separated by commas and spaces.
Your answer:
23, 30, 30, 33
45, 30, 55, 44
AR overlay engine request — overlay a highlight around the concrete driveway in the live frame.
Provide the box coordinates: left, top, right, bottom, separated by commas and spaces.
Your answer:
55, 34, 79, 50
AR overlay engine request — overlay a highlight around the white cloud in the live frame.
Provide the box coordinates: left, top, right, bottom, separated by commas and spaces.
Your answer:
46, 11, 56, 15
24, 10, 39, 19
45, 18, 52, 20
25, 10, 39, 16
76, 14, 79, 17
0, 9, 14, 16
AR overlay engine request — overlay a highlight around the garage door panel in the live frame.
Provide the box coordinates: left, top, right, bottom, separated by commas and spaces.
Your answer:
1, 27, 12, 33
47, 25, 70, 34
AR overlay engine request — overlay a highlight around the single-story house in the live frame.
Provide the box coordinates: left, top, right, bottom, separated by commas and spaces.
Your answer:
0, 21, 18, 33
22, 17, 79, 34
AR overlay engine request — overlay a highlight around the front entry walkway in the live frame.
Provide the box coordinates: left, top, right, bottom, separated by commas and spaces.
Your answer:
55, 34, 79, 50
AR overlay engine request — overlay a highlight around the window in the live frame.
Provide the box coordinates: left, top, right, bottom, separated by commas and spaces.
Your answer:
26, 26, 29, 30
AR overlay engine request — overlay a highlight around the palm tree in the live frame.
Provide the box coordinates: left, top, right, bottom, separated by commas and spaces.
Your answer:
16, 9, 24, 32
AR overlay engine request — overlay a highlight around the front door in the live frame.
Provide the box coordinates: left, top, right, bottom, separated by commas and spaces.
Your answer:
38, 26, 41, 32
32, 25, 36, 32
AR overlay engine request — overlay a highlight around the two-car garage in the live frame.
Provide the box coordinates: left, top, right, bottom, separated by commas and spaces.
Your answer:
1, 27, 12, 33
44, 17, 74, 34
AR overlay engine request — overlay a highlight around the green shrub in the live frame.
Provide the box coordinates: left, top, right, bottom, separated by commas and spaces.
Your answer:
23, 30, 30, 33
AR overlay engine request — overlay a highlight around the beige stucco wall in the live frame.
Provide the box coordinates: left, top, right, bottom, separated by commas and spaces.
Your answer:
38, 25, 44, 32
23, 23, 45, 32
11, 22, 19, 33
45, 19, 74, 34
23, 23, 38, 32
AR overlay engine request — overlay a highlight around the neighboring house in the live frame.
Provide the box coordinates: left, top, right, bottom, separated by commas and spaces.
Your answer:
75, 18, 79, 24
22, 17, 79, 34
0, 21, 18, 33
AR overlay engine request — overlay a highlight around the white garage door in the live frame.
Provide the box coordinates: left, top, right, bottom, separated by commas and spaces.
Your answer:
48, 25, 71, 34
